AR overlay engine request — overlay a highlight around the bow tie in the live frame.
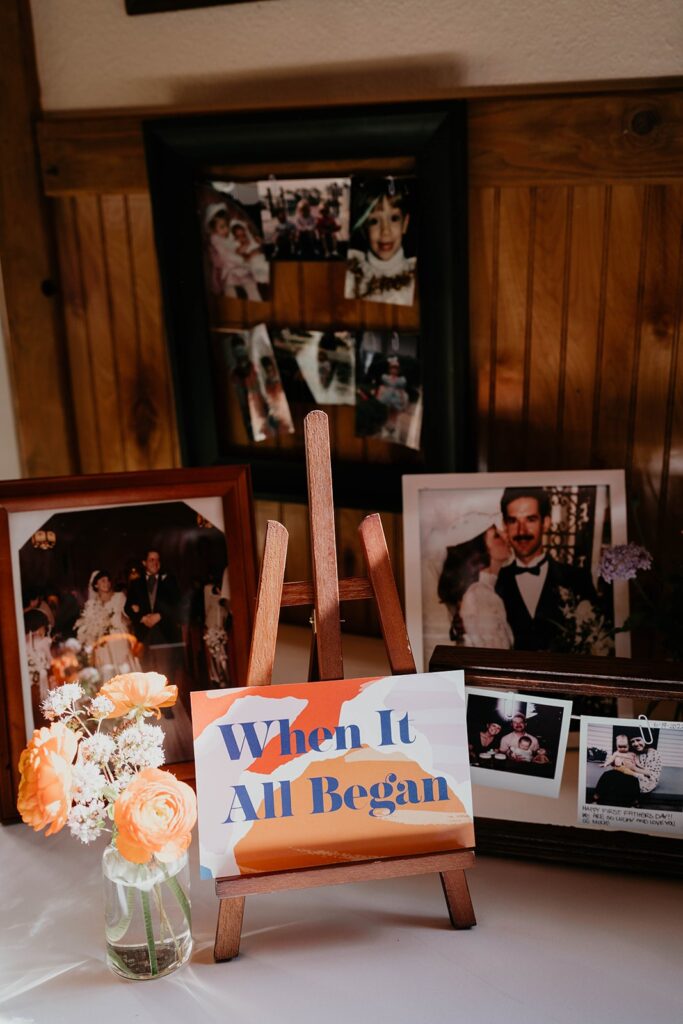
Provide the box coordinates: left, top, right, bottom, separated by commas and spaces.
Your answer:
512, 557, 547, 576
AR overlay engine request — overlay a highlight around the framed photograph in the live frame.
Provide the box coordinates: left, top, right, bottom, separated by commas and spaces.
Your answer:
356, 330, 421, 450
143, 102, 468, 509
466, 687, 572, 798
198, 181, 271, 303
271, 328, 355, 406
403, 470, 629, 671
579, 717, 683, 834
345, 175, 418, 307
126, 1, 271, 13
430, 646, 683, 876
257, 176, 351, 261
0, 468, 257, 822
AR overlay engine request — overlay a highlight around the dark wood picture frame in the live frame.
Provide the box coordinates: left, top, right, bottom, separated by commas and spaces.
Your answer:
429, 646, 683, 877
126, 1, 269, 14
143, 102, 469, 510
0, 467, 257, 823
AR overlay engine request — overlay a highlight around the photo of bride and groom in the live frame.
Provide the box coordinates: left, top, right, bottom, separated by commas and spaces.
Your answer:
404, 471, 629, 671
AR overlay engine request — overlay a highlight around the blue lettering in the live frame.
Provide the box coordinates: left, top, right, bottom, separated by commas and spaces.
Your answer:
218, 720, 276, 760
343, 784, 368, 811
377, 709, 395, 746
308, 726, 334, 752
422, 776, 449, 803
310, 776, 342, 814
334, 724, 362, 750
223, 785, 260, 823
369, 773, 397, 817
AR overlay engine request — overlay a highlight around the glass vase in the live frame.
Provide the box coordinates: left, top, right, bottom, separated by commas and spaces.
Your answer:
102, 843, 192, 980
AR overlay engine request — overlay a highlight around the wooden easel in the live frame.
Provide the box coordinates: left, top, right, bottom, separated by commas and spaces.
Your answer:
213, 411, 476, 961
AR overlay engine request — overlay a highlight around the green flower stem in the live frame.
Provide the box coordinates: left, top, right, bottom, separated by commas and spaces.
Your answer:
140, 889, 159, 976
107, 949, 130, 976
107, 883, 135, 943
164, 873, 192, 930
153, 884, 181, 960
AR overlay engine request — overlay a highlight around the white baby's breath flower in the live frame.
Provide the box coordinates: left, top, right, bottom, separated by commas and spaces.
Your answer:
89, 694, 115, 719
71, 762, 107, 803
63, 638, 82, 652
79, 667, 101, 687
80, 732, 115, 765
68, 800, 106, 844
40, 682, 85, 719
110, 769, 136, 794
114, 721, 165, 770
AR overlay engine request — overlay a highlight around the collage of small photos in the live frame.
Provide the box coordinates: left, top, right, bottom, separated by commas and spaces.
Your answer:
196, 174, 422, 452
466, 687, 683, 837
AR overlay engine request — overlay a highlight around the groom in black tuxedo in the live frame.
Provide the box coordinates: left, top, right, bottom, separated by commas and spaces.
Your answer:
125, 549, 184, 691
495, 487, 599, 651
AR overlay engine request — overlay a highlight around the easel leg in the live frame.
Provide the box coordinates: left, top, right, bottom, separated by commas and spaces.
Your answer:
214, 896, 245, 961
440, 870, 476, 929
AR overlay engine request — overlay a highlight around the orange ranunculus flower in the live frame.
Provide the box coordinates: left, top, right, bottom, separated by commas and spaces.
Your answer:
17, 723, 78, 835
98, 672, 177, 719
114, 767, 197, 865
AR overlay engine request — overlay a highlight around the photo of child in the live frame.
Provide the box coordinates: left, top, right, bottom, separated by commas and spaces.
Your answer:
344, 176, 417, 307
355, 331, 422, 449
198, 181, 270, 302
466, 688, 572, 798
218, 324, 294, 442
580, 718, 683, 835
257, 177, 351, 260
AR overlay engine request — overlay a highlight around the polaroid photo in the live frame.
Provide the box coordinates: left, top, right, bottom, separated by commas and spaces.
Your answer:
356, 331, 422, 449
257, 177, 351, 260
219, 325, 294, 442
402, 470, 629, 671
271, 328, 355, 406
197, 181, 270, 302
345, 175, 417, 307
466, 687, 572, 798
579, 716, 683, 836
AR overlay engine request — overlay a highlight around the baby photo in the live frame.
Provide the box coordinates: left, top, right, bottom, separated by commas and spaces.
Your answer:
198, 181, 270, 302
219, 325, 294, 442
466, 688, 572, 798
344, 175, 417, 306
257, 177, 351, 260
355, 331, 422, 449
579, 717, 683, 835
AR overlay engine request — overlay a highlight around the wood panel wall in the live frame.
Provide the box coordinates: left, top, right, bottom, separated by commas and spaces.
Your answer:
31, 88, 683, 633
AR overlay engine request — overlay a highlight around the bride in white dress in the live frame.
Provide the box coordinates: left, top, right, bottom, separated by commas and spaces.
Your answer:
437, 526, 514, 649
75, 570, 141, 682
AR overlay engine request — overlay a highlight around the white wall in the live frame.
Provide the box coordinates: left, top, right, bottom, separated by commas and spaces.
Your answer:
0, 313, 22, 481
30, 0, 683, 112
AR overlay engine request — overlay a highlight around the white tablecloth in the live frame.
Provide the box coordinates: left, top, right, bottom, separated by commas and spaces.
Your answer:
2, 629, 681, 1023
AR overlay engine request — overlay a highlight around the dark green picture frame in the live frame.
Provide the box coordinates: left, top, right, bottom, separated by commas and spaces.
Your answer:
143, 102, 470, 508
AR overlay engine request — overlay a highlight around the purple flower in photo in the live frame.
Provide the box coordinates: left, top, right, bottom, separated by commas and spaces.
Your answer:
598, 543, 653, 583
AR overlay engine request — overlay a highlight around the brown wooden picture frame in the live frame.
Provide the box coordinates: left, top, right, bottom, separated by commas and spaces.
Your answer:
429, 646, 683, 876
0, 467, 257, 823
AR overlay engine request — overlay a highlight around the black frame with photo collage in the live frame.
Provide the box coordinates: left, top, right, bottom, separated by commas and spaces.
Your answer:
143, 102, 469, 509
